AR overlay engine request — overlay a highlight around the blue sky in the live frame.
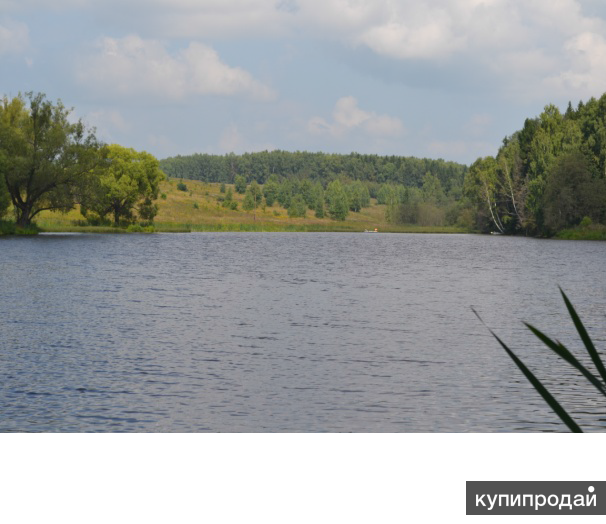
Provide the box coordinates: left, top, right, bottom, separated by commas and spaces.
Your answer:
2, 0, 606, 164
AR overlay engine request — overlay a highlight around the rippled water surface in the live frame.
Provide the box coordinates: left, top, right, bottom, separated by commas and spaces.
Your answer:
1, 232, 605, 432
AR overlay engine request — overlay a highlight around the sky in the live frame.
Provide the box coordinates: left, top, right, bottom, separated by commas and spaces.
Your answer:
2, 0, 606, 165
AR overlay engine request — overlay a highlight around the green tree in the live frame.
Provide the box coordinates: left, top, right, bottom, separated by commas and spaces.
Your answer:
138, 198, 159, 222
299, 179, 315, 208
234, 175, 247, 194
288, 194, 307, 218
0, 92, 102, 227
242, 180, 263, 219
326, 180, 349, 220
82, 144, 164, 225
543, 151, 606, 232
464, 156, 504, 233
378, 184, 403, 222
221, 187, 234, 207
346, 181, 371, 212
494, 135, 527, 231
377, 184, 399, 205
312, 181, 325, 218
421, 172, 444, 204
263, 174, 279, 207
278, 179, 294, 208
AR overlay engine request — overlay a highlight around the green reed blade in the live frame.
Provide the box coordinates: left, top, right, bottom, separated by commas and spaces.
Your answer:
493, 333, 583, 433
560, 288, 606, 385
472, 308, 583, 433
524, 323, 606, 397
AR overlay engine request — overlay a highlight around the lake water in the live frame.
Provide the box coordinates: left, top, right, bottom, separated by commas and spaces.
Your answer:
1, 232, 605, 432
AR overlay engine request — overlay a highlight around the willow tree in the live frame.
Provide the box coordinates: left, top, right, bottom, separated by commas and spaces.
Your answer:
81, 144, 164, 225
0, 93, 102, 227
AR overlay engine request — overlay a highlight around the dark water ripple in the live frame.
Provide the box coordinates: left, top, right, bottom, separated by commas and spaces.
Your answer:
0, 232, 605, 432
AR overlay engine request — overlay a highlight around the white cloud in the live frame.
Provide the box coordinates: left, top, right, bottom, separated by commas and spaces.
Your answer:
77, 35, 276, 101
298, 0, 606, 99
0, 19, 29, 55
113, 0, 585, 101
309, 96, 403, 138
26, 0, 606, 102
358, 7, 466, 60
544, 31, 606, 96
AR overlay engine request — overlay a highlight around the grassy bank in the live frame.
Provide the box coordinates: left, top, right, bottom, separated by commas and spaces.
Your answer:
556, 224, 606, 240
0, 220, 39, 236
17, 178, 468, 234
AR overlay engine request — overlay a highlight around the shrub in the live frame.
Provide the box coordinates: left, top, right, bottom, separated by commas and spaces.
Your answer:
177, 182, 188, 192
1, 220, 39, 235
82, 213, 111, 226
0, 220, 16, 235
580, 216, 592, 228
15, 226, 39, 235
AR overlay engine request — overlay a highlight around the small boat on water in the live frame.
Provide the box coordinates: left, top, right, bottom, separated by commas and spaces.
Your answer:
364, 228, 379, 233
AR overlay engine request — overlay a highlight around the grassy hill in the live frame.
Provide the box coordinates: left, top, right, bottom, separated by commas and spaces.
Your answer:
33, 178, 466, 233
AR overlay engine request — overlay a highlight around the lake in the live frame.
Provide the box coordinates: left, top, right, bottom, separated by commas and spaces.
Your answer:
1, 232, 605, 432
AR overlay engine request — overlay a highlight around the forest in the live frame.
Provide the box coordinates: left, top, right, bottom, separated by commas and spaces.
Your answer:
465, 94, 606, 236
159, 150, 467, 189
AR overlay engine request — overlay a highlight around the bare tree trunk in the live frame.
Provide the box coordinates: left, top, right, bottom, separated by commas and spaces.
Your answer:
484, 185, 504, 233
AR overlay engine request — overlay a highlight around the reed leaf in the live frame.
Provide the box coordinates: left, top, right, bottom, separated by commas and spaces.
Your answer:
559, 287, 606, 385
524, 323, 606, 397
472, 308, 583, 433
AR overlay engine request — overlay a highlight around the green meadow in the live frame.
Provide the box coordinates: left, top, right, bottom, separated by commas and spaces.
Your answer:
32, 178, 467, 234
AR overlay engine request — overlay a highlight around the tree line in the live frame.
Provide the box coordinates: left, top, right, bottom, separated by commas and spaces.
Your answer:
160, 150, 467, 192
465, 94, 606, 235
0, 93, 164, 229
